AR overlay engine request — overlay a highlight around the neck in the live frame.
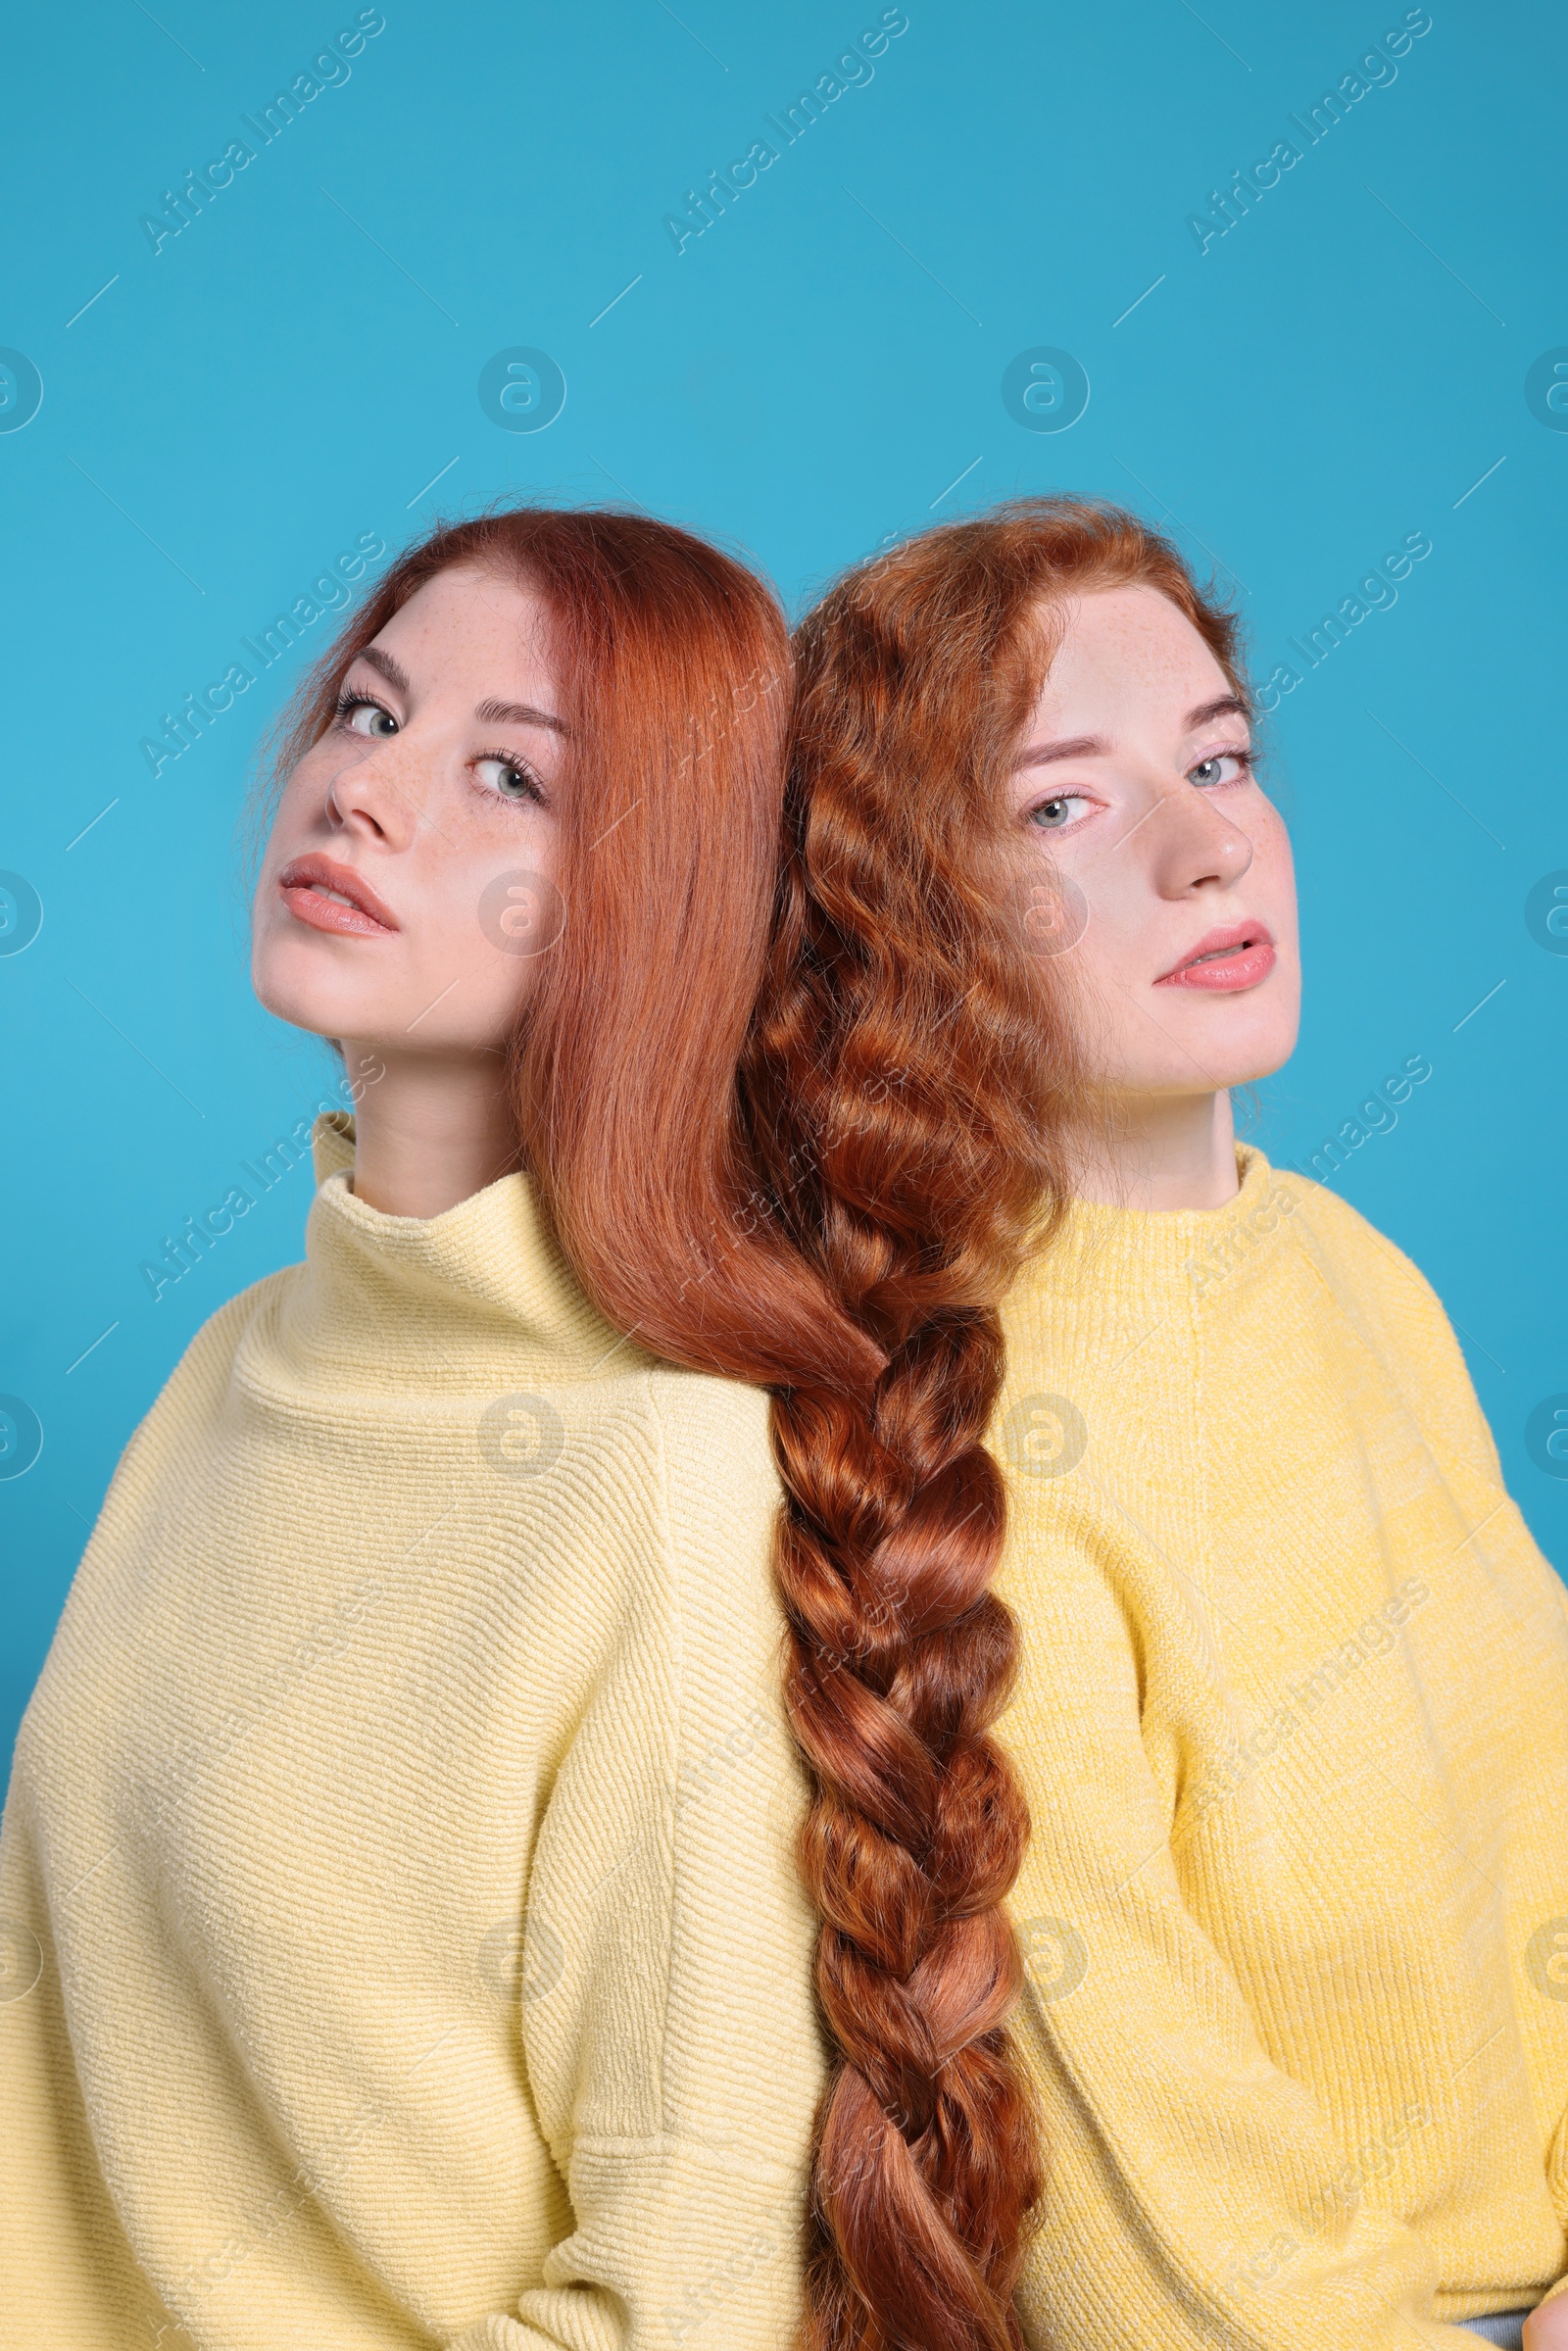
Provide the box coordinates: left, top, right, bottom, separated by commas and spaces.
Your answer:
1069, 1087, 1240, 1213
340, 1041, 522, 1219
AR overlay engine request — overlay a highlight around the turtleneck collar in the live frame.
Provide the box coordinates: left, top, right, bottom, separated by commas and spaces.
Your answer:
241, 1113, 638, 1402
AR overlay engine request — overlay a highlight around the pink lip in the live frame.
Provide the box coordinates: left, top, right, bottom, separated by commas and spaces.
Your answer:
277, 854, 399, 938
1154, 921, 1276, 991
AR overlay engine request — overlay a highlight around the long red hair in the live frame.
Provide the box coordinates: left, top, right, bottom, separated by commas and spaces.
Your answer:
264, 496, 1247, 2349
743, 496, 1250, 2349
262, 504, 875, 1391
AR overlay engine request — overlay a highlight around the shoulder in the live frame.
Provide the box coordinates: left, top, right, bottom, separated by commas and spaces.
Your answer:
111, 1263, 306, 1479
546, 1357, 773, 1504
625, 1364, 779, 1612
170, 1259, 307, 1375
643, 1362, 774, 1485
494, 1358, 776, 1640
1267, 1163, 1502, 1485
528, 1364, 795, 1911
580, 1369, 791, 1835
1268, 1163, 1450, 1332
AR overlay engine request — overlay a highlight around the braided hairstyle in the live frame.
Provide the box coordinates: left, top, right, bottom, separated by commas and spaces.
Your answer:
741, 498, 1249, 2349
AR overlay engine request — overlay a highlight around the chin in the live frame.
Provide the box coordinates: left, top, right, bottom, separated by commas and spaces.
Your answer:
252, 937, 375, 1045
1218, 1029, 1298, 1092
1143, 1023, 1298, 1100
1185, 983, 1298, 1065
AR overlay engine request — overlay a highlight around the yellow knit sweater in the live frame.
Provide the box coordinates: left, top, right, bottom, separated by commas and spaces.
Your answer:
0, 1116, 824, 2350
7, 1127, 1566, 2350
995, 1145, 1568, 2348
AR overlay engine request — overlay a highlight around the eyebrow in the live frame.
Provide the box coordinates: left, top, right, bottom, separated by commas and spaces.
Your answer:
348, 646, 566, 734
1017, 694, 1250, 766
473, 697, 567, 734
354, 645, 412, 695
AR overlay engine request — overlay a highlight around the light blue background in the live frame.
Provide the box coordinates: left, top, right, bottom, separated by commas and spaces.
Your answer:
3, 0, 1564, 1778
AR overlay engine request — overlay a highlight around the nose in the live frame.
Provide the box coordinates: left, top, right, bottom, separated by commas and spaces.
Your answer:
1141, 780, 1253, 900
323, 738, 424, 853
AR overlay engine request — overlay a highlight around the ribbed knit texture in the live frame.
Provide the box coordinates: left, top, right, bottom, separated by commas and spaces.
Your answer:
0, 1115, 824, 2350
996, 1145, 1568, 2348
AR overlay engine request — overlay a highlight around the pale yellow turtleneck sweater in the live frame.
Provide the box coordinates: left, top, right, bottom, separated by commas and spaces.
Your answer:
995, 1144, 1568, 2348
0, 1115, 824, 2350
7, 1127, 1566, 2351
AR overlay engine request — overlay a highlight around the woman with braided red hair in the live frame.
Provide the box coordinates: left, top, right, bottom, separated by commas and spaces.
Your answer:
748, 497, 1568, 2351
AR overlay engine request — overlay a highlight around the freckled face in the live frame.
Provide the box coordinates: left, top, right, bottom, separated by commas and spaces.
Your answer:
1006, 585, 1300, 1098
252, 563, 566, 1057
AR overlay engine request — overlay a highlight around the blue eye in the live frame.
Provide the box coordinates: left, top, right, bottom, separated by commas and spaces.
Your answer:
336, 693, 398, 739
1030, 794, 1091, 831
1190, 751, 1252, 788
475, 755, 544, 806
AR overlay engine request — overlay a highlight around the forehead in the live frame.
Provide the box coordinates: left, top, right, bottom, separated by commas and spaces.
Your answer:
1034, 584, 1231, 720
373, 562, 552, 671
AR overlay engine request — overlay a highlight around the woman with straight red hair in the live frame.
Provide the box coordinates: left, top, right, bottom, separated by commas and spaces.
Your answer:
747, 496, 1568, 2351
0, 507, 876, 2349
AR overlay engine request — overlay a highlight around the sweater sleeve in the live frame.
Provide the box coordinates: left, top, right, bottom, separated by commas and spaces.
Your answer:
445, 1372, 822, 2351
1004, 1542, 1498, 2351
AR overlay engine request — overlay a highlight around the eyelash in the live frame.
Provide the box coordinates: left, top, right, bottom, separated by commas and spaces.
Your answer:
333, 687, 392, 729
1030, 747, 1255, 826
331, 688, 546, 806
1199, 746, 1255, 781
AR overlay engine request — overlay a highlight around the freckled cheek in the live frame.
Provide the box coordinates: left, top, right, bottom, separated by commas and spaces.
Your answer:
417, 862, 497, 969
261, 759, 327, 869
1058, 858, 1152, 983
1056, 906, 1148, 1012
1251, 808, 1299, 938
